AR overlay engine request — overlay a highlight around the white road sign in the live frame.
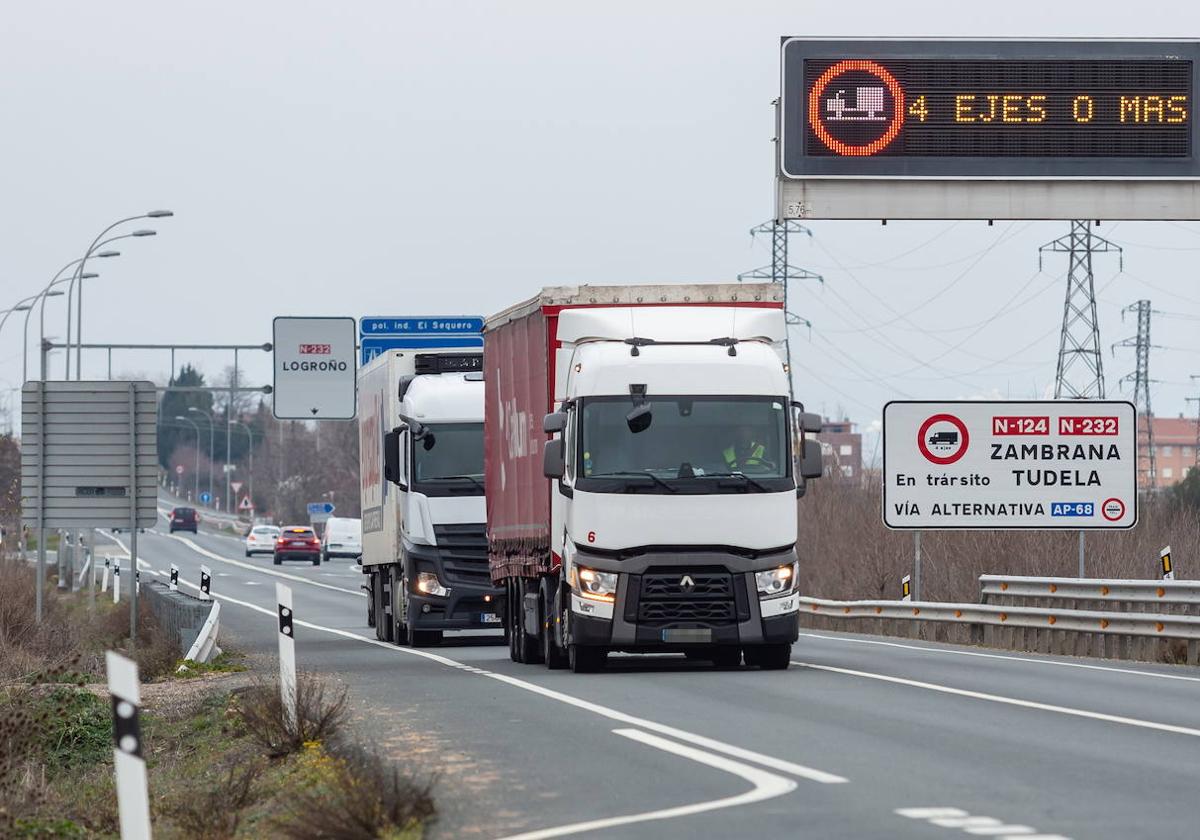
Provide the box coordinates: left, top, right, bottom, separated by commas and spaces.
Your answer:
883, 401, 1137, 530
273, 317, 357, 420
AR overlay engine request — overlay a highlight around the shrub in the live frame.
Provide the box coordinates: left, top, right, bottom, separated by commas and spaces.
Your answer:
160, 760, 262, 840
232, 673, 348, 758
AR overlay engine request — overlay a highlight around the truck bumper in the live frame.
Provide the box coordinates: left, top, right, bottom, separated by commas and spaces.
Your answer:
407, 586, 505, 631
568, 546, 801, 650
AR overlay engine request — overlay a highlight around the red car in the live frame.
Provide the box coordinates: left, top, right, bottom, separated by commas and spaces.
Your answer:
274, 527, 321, 566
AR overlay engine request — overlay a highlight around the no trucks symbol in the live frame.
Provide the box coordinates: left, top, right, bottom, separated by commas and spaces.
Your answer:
918, 413, 969, 465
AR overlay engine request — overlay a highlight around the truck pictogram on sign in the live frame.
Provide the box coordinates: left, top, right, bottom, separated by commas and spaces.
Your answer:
917, 414, 969, 465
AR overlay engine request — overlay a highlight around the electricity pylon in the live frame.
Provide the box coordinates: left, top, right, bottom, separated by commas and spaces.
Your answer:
1113, 300, 1159, 490
1039, 221, 1123, 399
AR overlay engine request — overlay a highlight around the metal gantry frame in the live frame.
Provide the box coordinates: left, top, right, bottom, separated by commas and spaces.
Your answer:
1039, 220, 1123, 400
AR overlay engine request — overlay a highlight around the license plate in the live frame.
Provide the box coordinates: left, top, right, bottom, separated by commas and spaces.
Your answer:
480, 613, 501, 624
661, 628, 712, 643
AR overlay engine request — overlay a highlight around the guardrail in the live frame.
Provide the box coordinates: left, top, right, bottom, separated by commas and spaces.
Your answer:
799, 587, 1200, 667
979, 575, 1200, 605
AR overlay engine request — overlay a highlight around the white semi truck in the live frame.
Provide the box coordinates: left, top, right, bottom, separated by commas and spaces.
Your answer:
358, 347, 501, 646
484, 284, 824, 672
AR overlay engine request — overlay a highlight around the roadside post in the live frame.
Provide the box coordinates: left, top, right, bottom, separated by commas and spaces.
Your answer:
1079, 531, 1086, 578
276, 583, 297, 731
112, 560, 120, 604
106, 652, 152, 840
102, 556, 111, 592
1161, 546, 1175, 581
901, 574, 912, 602
913, 532, 922, 601
199, 565, 211, 600
169, 563, 179, 591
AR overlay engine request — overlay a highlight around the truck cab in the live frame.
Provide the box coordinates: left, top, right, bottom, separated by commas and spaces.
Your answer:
360, 349, 502, 646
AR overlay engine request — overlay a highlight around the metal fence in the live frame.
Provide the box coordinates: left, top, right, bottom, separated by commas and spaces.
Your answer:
799, 574, 1200, 666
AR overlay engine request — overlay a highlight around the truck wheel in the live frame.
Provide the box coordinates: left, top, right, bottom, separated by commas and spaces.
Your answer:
568, 644, 605, 673
366, 576, 376, 628
540, 578, 567, 669
744, 643, 791, 670
517, 578, 543, 664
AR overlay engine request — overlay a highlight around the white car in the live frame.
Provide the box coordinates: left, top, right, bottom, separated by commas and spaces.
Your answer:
244, 525, 281, 557
321, 517, 362, 563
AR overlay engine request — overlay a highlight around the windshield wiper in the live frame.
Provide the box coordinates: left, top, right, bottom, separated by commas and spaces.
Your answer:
703, 472, 771, 493
427, 475, 484, 491
590, 470, 678, 493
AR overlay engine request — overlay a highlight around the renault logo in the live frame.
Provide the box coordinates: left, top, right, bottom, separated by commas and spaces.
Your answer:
679, 575, 695, 591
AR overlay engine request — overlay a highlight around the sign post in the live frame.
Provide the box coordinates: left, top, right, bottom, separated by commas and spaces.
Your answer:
272, 317, 357, 420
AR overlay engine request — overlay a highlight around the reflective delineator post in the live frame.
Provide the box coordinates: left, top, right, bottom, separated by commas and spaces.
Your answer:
106, 652, 152, 840
169, 564, 179, 592
102, 556, 111, 593
199, 565, 211, 600
112, 561, 121, 604
901, 574, 912, 602
1161, 545, 1175, 581
276, 582, 297, 732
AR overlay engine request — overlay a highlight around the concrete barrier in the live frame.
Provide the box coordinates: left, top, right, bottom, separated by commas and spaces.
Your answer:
141, 580, 220, 660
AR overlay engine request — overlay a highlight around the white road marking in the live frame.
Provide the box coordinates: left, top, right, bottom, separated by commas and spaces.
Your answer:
154, 542, 847, 788
799, 632, 1200, 684
494, 728, 795, 840
897, 807, 1060, 839
799, 660, 1200, 738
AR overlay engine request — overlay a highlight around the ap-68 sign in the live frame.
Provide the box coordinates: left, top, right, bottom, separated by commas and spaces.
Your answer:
883, 401, 1137, 530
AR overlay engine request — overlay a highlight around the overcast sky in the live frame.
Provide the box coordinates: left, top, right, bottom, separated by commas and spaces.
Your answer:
2, 1, 1199, 452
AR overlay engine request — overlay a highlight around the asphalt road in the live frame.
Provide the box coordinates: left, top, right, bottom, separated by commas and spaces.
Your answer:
102, 508, 1200, 839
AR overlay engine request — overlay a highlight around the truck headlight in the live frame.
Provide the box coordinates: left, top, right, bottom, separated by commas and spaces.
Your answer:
575, 566, 617, 602
416, 571, 449, 597
755, 563, 796, 598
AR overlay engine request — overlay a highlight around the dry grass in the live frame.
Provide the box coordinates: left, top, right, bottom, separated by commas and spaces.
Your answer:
799, 474, 1200, 602
160, 759, 263, 839
232, 672, 350, 758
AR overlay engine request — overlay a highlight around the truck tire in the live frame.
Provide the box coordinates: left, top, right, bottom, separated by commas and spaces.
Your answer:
744, 643, 791, 670
516, 578, 543, 664
568, 644, 605, 673
540, 577, 568, 669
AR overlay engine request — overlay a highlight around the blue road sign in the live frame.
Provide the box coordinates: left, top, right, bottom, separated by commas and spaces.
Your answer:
360, 316, 484, 337
360, 335, 483, 366
307, 502, 335, 516
199, 491, 212, 504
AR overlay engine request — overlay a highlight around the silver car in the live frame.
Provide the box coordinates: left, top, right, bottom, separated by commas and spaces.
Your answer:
244, 524, 281, 557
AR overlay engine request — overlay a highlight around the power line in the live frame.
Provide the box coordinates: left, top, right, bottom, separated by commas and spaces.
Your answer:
1113, 300, 1158, 489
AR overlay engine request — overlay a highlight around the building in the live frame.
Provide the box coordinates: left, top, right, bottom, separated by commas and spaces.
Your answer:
816, 417, 862, 480
1142, 414, 1199, 489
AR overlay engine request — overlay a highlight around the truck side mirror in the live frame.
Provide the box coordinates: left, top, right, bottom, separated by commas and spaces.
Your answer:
543, 412, 567, 434
790, 401, 823, 433
384, 427, 404, 486
543, 439, 565, 479
800, 438, 823, 480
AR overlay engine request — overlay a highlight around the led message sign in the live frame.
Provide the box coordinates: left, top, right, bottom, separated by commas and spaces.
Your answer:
781, 40, 1200, 179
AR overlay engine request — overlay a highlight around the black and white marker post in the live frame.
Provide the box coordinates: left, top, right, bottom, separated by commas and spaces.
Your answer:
102, 556, 111, 593
1161, 545, 1175, 581
276, 582, 297, 731
199, 565, 212, 600
169, 564, 179, 592
106, 651, 152, 840
112, 560, 121, 604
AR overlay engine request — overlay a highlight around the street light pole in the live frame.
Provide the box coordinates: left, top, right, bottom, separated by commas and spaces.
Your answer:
70, 210, 172, 380
22, 291, 63, 381
189, 406, 215, 505
175, 415, 201, 502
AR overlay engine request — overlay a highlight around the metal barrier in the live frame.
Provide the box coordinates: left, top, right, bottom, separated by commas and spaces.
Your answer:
979, 575, 1200, 605
799, 588, 1200, 667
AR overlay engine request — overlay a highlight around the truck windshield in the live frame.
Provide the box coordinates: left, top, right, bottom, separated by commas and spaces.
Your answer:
412, 423, 485, 496
577, 396, 792, 494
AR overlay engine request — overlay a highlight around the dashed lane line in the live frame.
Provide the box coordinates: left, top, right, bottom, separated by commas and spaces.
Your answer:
795, 660, 1200, 738
166, 533, 364, 598
799, 632, 1200, 684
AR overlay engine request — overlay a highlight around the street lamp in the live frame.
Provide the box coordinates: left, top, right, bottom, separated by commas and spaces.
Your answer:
175, 415, 202, 502
71, 210, 172, 379
31, 247, 121, 379
229, 419, 255, 516
188, 405, 216, 505
22, 291, 63, 381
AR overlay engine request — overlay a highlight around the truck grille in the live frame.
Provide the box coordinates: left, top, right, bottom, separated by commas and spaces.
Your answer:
635, 569, 738, 628
433, 524, 490, 586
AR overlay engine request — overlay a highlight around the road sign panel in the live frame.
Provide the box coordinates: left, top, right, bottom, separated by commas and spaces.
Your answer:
360, 316, 484, 336
175, 465, 184, 475
307, 502, 335, 515
230, 481, 243, 494
20, 381, 158, 529
778, 39, 1200, 219
273, 317, 357, 420
199, 491, 212, 504
360, 336, 484, 366
239, 496, 253, 511
883, 401, 1137, 530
